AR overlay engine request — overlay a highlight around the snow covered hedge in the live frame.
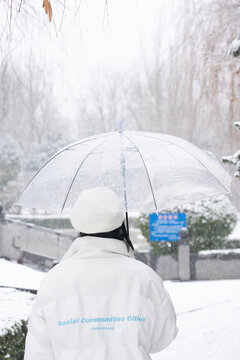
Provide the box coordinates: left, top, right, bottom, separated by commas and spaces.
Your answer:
137, 195, 238, 255
0, 136, 21, 189
26, 133, 68, 172
0, 319, 27, 360
222, 122, 240, 177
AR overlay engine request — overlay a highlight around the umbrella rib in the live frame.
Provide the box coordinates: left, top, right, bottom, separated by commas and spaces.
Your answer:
119, 132, 128, 214
60, 136, 113, 214
13, 133, 113, 208
130, 132, 231, 194
122, 133, 158, 213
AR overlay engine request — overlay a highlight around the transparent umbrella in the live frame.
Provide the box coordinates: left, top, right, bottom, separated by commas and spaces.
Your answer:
13, 131, 238, 217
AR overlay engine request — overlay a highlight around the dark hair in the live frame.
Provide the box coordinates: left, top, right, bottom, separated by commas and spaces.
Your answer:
80, 222, 134, 252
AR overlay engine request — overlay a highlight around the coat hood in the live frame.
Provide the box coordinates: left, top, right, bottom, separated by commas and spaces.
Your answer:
60, 236, 135, 262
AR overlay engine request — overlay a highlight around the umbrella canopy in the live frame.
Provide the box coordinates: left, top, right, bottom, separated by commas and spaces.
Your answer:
13, 131, 235, 214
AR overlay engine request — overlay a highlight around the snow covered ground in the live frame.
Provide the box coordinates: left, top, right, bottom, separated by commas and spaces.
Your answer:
0, 259, 240, 359
155, 280, 240, 360
198, 248, 240, 255
0, 258, 45, 290
0, 288, 35, 335
0, 258, 45, 335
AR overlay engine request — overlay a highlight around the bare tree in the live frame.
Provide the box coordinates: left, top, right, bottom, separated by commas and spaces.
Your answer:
72, 0, 240, 161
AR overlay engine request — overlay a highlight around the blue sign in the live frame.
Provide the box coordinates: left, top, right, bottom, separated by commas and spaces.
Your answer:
149, 213, 187, 242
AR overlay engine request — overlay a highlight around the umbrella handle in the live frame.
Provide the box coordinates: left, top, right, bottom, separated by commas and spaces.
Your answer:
125, 211, 129, 236
125, 211, 135, 252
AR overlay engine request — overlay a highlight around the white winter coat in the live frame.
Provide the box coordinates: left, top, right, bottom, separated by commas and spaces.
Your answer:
24, 236, 178, 360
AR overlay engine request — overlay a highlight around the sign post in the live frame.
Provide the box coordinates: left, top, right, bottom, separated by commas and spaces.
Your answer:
149, 213, 190, 281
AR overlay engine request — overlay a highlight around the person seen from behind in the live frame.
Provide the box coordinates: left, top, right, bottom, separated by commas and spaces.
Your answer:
24, 186, 178, 359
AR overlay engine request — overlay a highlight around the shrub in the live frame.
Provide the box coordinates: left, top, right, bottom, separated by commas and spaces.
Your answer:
26, 133, 70, 172
0, 136, 21, 189
0, 319, 28, 360
137, 195, 238, 255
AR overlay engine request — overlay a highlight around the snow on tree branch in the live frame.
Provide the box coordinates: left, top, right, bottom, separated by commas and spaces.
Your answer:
233, 121, 240, 129
228, 31, 240, 57
222, 122, 240, 178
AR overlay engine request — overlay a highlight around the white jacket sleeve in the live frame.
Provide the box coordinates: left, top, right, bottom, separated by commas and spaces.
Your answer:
149, 275, 178, 353
24, 291, 54, 360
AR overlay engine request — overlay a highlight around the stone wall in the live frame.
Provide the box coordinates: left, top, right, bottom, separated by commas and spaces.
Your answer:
135, 251, 240, 280
0, 218, 240, 280
0, 218, 75, 270
190, 253, 240, 280
134, 252, 178, 280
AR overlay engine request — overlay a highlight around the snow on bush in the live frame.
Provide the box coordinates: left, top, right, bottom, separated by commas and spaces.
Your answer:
222, 122, 240, 178
228, 32, 240, 57
0, 136, 21, 189
137, 195, 237, 254
0, 319, 28, 360
26, 133, 69, 172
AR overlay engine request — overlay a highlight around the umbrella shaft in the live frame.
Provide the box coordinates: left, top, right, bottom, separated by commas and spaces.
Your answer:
125, 211, 129, 235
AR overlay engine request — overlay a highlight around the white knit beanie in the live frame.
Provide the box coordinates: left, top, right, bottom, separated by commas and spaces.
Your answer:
70, 186, 125, 233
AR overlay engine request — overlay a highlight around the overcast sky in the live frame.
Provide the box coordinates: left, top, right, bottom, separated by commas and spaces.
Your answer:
4, 1, 177, 74
1, 0, 178, 132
